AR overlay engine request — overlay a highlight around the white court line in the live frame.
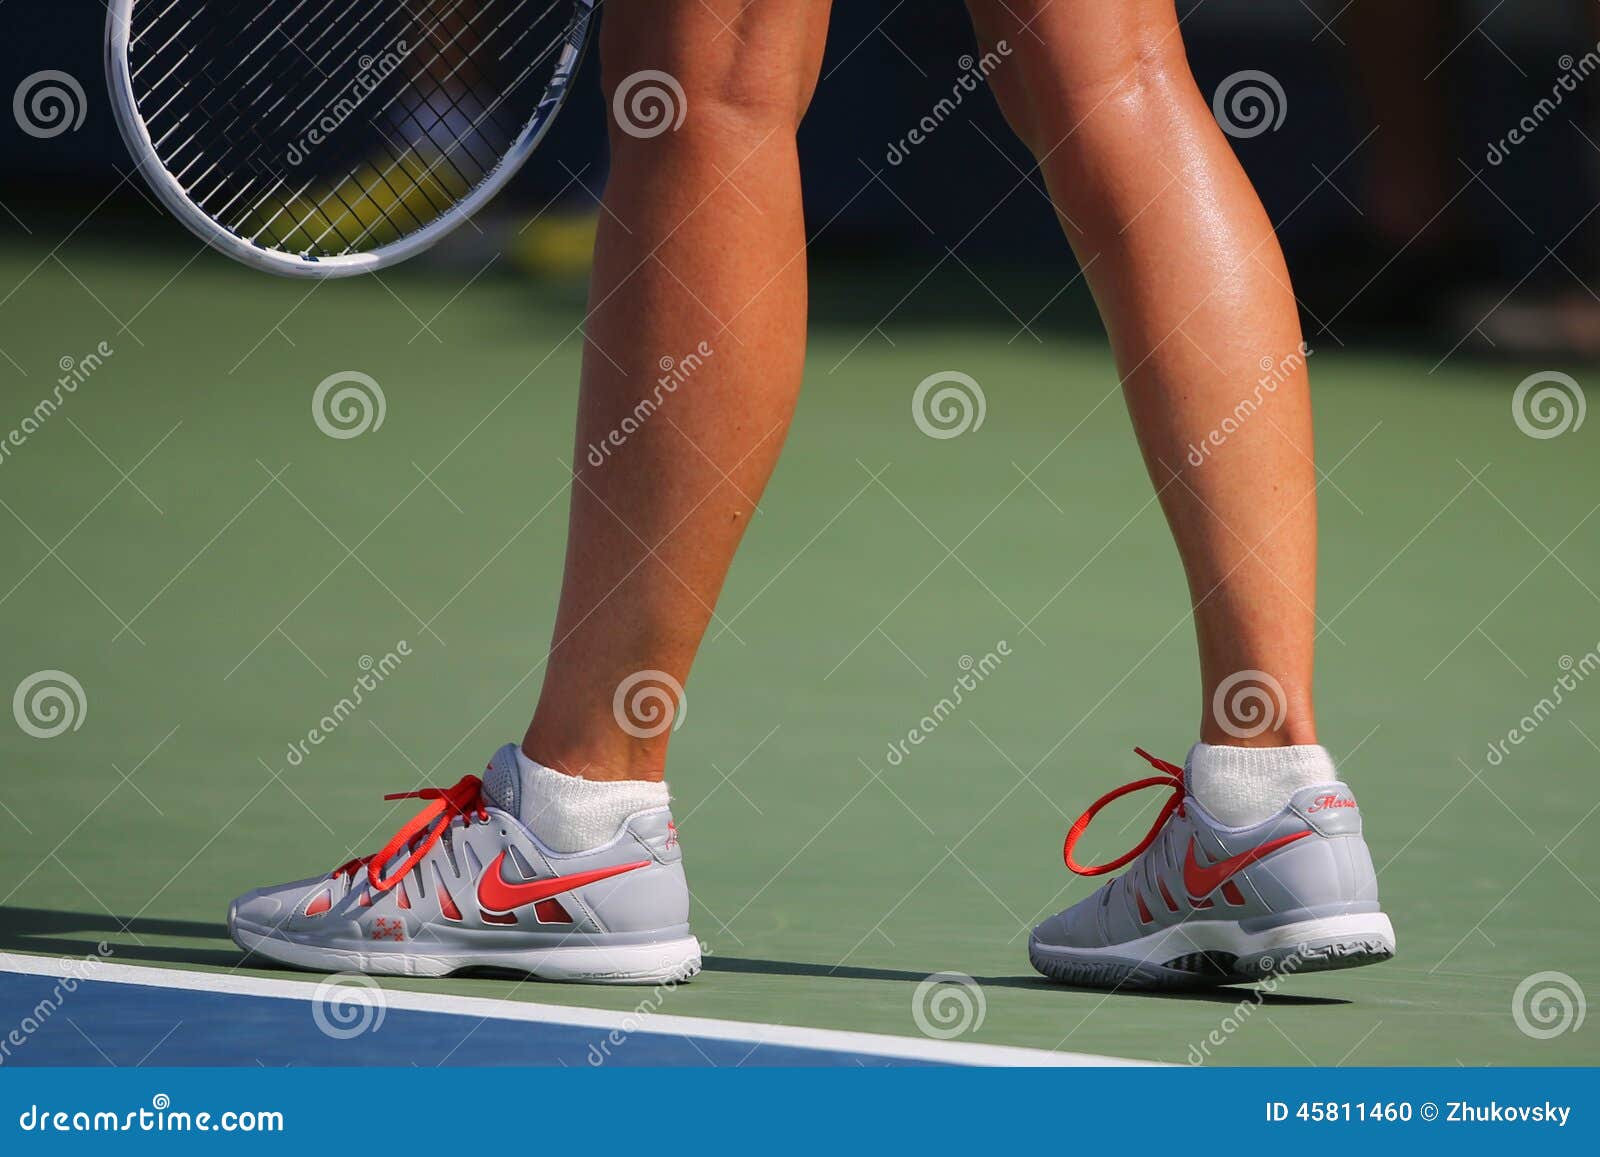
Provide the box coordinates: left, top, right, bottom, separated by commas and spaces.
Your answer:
0, 952, 1157, 1067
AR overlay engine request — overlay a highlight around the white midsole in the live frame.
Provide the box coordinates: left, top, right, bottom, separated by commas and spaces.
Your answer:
231, 924, 702, 985
1030, 912, 1395, 969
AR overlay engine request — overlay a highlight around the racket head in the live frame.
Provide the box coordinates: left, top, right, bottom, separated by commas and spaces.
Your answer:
106, 0, 595, 279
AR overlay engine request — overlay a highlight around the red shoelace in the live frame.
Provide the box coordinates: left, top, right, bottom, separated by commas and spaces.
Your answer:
333, 775, 488, 893
1062, 748, 1186, 876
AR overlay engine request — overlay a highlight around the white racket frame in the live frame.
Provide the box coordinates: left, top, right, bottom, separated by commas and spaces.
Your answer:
105, 0, 596, 278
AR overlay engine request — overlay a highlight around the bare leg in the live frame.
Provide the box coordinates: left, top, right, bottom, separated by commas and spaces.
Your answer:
522, 0, 832, 781
969, 0, 1317, 746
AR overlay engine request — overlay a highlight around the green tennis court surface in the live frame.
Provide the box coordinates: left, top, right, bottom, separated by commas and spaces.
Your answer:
1, 235, 1596, 1066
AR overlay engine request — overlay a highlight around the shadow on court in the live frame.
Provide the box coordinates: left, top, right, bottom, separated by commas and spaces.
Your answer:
700, 955, 1349, 1006
0, 907, 1351, 1007
0, 906, 240, 969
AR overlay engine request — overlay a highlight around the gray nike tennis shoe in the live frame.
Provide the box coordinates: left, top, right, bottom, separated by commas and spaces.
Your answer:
229, 744, 700, 983
1030, 747, 1395, 989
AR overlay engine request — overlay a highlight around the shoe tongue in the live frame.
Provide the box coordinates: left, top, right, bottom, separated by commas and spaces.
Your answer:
479, 743, 524, 815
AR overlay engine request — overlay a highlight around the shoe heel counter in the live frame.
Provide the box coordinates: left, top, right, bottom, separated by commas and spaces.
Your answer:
1288, 782, 1363, 836
583, 809, 690, 934
624, 807, 683, 865
586, 859, 691, 933
1341, 825, 1381, 906
1249, 825, 1381, 912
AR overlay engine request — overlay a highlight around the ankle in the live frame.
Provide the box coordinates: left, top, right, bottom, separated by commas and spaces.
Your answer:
521, 724, 667, 784
1198, 720, 1318, 747
1202, 672, 1316, 747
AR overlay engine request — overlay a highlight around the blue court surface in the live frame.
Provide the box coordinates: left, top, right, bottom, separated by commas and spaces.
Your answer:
3, 960, 1595, 1157
0, 953, 1129, 1068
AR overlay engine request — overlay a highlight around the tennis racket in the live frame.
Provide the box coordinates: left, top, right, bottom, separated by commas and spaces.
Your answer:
106, 0, 596, 278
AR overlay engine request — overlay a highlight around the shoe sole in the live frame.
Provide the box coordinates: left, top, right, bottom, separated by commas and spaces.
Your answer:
231, 921, 702, 985
1028, 912, 1395, 990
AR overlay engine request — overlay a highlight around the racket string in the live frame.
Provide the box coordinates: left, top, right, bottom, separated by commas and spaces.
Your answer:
251, 0, 547, 250
127, 0, 585, 259
300, 3, 565, 252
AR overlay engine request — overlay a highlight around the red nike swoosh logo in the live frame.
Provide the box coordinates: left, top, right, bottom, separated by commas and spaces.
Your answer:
1183, 831, 1310, 901
476, 852, 651, 915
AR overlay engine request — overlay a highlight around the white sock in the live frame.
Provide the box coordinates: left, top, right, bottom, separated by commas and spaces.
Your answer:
514, 749, 669, 853
1185, 742, 1337, 827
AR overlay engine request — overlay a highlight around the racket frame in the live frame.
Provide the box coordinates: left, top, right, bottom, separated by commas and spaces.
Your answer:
105, 0, 596, 278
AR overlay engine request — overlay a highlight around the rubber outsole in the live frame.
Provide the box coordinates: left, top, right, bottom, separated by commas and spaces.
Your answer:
1028, 913, 1396, 991
230, 921, 703, 986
